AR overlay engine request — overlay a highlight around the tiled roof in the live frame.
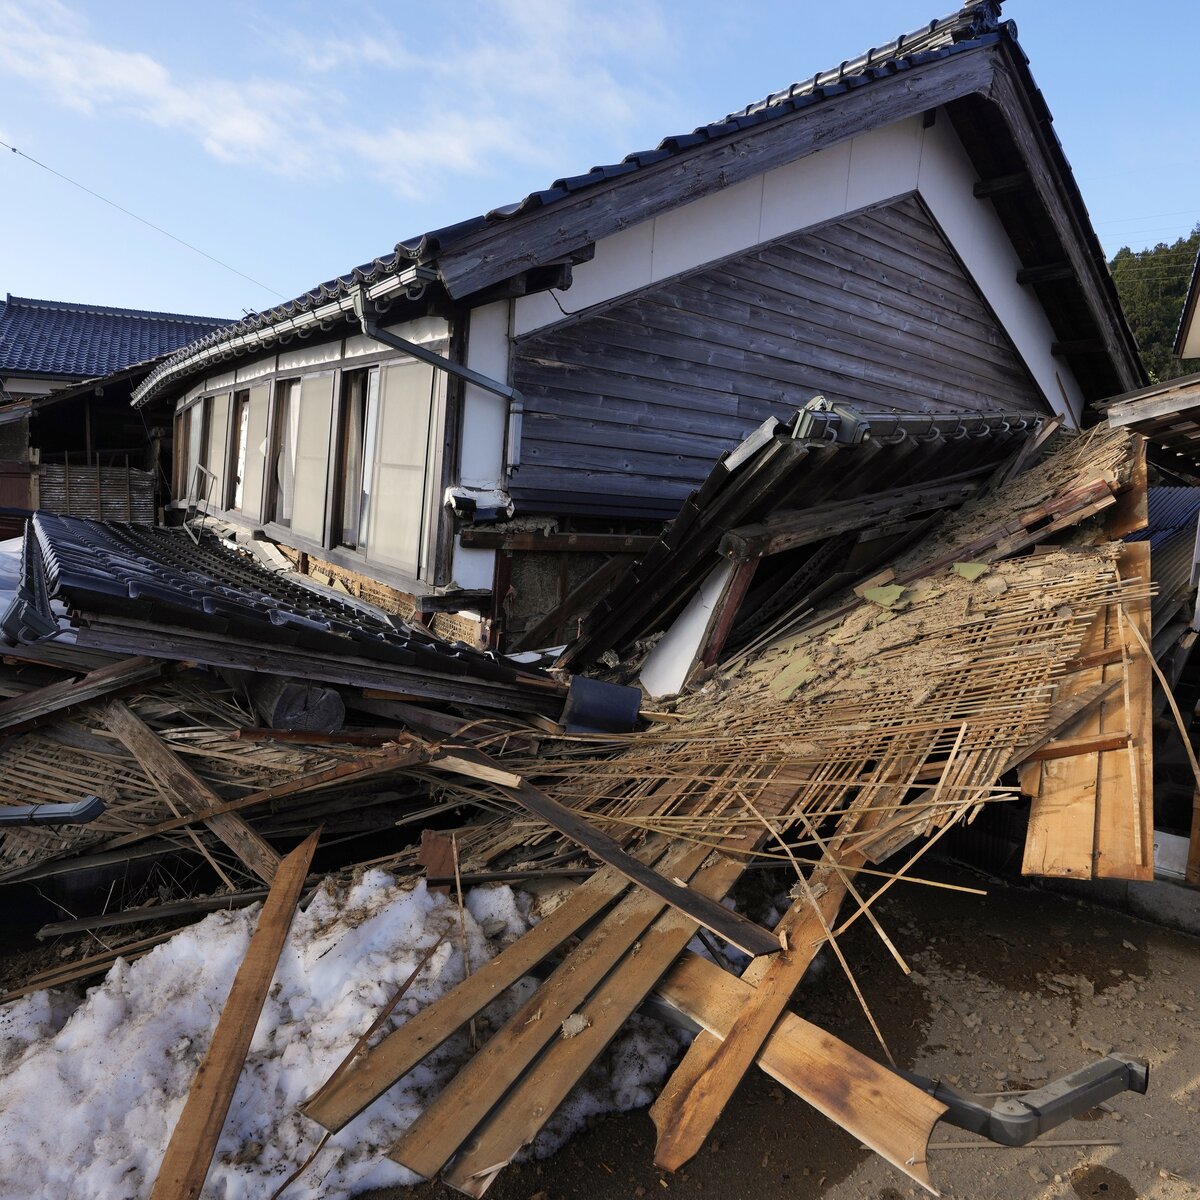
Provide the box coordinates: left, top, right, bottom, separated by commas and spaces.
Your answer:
0, 294, 229, 381
133, 1, 1011, 403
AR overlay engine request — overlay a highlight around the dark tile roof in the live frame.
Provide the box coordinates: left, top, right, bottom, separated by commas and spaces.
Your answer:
0, 294, 229, 381
0, 513, 565, 714
134, 1, 1012, 403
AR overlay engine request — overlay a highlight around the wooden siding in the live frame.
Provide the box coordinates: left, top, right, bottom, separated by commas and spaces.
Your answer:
511, 194, 1044, 517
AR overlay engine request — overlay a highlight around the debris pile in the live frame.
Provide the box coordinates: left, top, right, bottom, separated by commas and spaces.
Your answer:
0, 412, 1184, 1197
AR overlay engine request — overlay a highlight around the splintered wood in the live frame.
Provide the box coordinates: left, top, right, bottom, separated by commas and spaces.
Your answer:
327, 426, 1148, 1192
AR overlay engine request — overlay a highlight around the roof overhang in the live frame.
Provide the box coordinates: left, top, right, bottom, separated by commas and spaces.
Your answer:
130, 266, 438, 408
1106, 370, 1200, 462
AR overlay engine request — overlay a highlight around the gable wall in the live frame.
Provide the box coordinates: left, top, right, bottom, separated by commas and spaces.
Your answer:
451, 112, 1086, 586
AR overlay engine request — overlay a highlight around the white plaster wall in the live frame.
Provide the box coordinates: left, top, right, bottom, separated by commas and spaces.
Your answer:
204, 370, 237, 392
236, 357, 276, 384
451, 300, 510, 590
916, 115, 1084, 426
277, 342, 342, 372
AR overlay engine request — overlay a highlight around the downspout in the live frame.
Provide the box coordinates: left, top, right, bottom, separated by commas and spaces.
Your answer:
350, 285, 524, 477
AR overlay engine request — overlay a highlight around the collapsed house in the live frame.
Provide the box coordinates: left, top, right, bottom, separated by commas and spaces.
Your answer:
1, 2, 1196, 1198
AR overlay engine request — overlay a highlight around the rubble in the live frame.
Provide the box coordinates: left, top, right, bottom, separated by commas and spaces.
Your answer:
0, 412, 1191, 1198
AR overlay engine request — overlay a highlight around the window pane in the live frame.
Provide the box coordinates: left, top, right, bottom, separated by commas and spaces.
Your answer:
270, 380, 301, 525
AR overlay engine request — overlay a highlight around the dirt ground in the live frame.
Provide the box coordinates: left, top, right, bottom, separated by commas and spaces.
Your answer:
373, 864, 1199, 1200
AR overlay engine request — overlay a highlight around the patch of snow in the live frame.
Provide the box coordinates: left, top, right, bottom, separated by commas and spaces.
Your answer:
0, 872, 681, 1198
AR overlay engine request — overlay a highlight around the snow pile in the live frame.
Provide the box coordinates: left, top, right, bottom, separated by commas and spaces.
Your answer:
0, 871, 682, 1199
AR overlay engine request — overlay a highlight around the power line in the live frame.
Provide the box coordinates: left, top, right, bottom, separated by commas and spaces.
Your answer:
1, 138, 288, 301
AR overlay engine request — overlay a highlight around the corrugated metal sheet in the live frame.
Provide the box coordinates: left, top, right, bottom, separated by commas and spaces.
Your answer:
1126, 486, 1200, 549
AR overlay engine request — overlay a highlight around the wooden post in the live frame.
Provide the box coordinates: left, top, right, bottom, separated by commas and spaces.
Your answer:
149, 830, 319, 1200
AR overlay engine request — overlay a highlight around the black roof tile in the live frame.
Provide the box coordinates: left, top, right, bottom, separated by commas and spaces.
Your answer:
0, 294, 230, 381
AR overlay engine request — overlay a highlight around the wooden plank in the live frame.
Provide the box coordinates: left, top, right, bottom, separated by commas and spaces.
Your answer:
0, 655, 167, 735
95, 740, 431, 854
386, 837, 726, 1180
440, 834, 765, 1193
649, 857, 857, 1171
458, 529, 656, 554
1021, 610, 1106, 879
149, 829, 318, 1200
1096, 543, 1154, 880
418, 829, 455, 896
654, 954, 944, 1194
1025, 731, 1131, 762
101, 700, 281, 884
301, 857, 656, 1132
449, 746, 780, 957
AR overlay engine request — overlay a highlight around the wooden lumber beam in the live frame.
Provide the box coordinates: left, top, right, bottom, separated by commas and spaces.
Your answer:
1024, 731, 1131, 762
459, 529, 657, 554
100, 700, 281, 884
0, 655, 167, 736
649, 854, 858, 1171
94, 740, 432, 854
440, 815, 773, 1193
386, 837, 728, 1181
653, 954, 944, 1194
1104, 432, 1148, 539
149, 829, 318, 1200
301, 854, 662, 1132
447, 745, 781, 957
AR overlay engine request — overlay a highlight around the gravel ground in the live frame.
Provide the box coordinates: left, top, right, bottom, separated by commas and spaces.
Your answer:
372, 863, 1198, 1200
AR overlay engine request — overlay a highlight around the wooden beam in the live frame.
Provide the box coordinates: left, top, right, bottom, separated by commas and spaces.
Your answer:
652, 953, 945, 1195
448, 745, 781, 957
459, 528, 657, 554
302, 856, 660, 1132
1025, 731, 1131, 762
972, 169, 1030, 198
100, 699, 282, 883
1051, 339, 1107, 356
0, 655, 168, 736
1016, 262, 1075, 285
149, 830, 319, 1200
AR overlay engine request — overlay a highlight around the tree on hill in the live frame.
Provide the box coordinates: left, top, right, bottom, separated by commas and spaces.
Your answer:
1109, 225, 1200, 383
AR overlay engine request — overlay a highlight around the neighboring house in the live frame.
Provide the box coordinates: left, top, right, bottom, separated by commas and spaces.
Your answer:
0, 295, 228, 534
128, 0, 1144, 643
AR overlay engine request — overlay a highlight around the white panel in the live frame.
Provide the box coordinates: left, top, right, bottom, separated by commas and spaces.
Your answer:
759, 139, 853, 242
205, 393, 230, 508
845, 116, 923, 210
277, 339, 342, 371
449, 542, 495, 591
640, 561, 734, 699
241, 382, 270, 522
917, 113, 1084, 425
367, 360, 435, 576
343, 332, 393, 359
459, 302, 510, 489
514, 222, 655, 337
290, 373, 335, 543
204, 371, 236, 391
380, 315, 450, 346
236, 356, 277, 383
649, 175, 765, 283
1181, 319, 1200, 361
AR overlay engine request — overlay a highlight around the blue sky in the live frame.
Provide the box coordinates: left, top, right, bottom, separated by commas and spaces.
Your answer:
1, 0, 1196, 321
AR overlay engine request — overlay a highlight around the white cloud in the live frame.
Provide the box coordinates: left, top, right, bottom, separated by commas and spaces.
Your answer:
0, 0, 679, 198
